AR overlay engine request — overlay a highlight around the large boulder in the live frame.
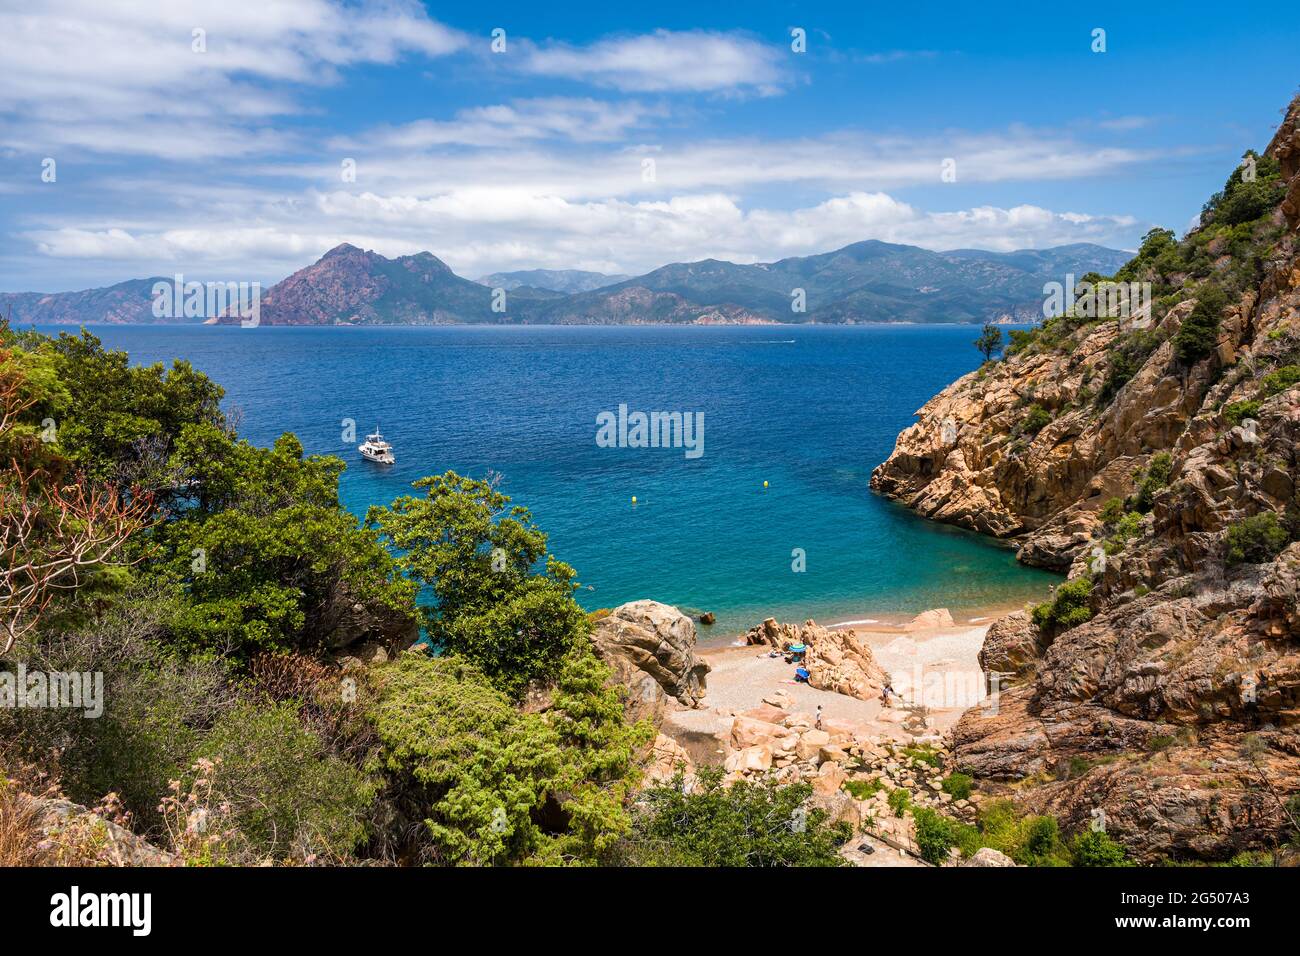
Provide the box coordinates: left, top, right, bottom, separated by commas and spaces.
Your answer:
903, 608, 955, 631
740, 618, 890, 702
977, 610, 1044, 681
24, 796, 178, 866
642, 733, 695, 786
804, 625, 890, 701
591, 600, 711, 707
962, 847, 1017, 867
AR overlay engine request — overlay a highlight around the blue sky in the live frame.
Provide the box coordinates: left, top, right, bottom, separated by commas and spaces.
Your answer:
1, 0, 1297, 292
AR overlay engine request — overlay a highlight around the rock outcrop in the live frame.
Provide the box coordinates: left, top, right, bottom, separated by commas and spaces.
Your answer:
740, 618, 890, 701
591, 600, 711, 707
642, 733, 696, 786
310, 578, 420, 654
871, 93, 1300, 862
24, 795, 178, 866
962, 847, 1018, 867
977, 610, 1042, 680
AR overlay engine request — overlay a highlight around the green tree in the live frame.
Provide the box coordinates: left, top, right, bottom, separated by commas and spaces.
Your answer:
367, 471, 587, 694
1173, 285, 1228, 364
43, 330, 225, 493
156, 425, 416, 656
974, 323, 1003, 362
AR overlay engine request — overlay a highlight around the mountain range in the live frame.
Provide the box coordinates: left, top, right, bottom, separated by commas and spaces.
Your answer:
475, 268, 632, 294
1, 240, 1131, 327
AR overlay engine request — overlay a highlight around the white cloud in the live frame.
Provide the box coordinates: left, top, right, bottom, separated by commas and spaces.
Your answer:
23, 187, 1139, 283
334, 98, 667, 149
0, 0, 466, 156
270, 126, 1155, 207
516, 30, 787, 94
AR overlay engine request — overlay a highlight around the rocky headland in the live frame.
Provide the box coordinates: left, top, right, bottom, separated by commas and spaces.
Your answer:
869, 93, 1300, 863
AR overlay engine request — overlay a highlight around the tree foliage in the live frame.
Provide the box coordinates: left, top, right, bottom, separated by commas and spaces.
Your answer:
620, 766, 849, 867
974, 323, 1003, 362
1173, 285, 1228, 365
1031, 577, 1093, 634
367, 472, 586, 695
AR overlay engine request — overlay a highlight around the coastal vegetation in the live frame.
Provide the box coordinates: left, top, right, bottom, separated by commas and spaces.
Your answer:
0, 322, 657, 866
911, 799, 1130, 867
1030, 577, 1093, 634
618, 768, 850, 867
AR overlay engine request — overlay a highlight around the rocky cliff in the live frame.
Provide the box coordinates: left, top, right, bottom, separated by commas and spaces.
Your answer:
870, 93, 1300, 862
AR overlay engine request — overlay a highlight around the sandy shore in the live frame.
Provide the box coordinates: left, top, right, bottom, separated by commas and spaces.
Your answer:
689, 621, 991, 744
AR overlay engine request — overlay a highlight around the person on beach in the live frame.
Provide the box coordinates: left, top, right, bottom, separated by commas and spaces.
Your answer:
880, 681, 895, 708
815, 705, 823, 730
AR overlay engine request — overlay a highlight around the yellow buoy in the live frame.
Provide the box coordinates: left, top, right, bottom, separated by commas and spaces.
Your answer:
763, 480, 769, 488
631, 496, 637, 505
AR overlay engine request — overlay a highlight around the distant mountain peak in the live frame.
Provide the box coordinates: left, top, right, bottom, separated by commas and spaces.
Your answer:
320, 242, 362, 259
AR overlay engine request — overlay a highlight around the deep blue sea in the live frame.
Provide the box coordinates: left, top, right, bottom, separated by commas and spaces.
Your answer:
40, 323, 1059, 641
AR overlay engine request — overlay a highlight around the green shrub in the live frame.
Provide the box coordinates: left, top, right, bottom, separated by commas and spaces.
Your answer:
1133, 452, 1174, 513
903, 744, 941, 768
1223, 850, 1275, 867
912, 807, 964, 865
1173, 285, 1228, 364
1098, 497, 1125, 525
1100, 329, 1163, 404
195, 701, 376, 861
941, 773, 973, 801
843, 778, 884, 800
1031, 577, 1093, 633
1021, 403, 1052, 435
1261, 365, 1300, 397
367, 650, 646, 866
967, 799, 1071, 866
1224, 512, 1289, 566
1201, 152, 1285, 227
1005, 328, 1037, 356
1223, 399, 1262, 426
368, 654, 577, 865
1109, 512, 1143, 547
1218, 180, 1279, 225
626, 767, 849, 867
888, 788, 911, 817
1070, 829, 1131, 867
1023, 816, 1062, 860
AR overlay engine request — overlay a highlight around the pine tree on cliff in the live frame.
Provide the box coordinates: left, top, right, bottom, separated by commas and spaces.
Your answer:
974, 323, 1003, 362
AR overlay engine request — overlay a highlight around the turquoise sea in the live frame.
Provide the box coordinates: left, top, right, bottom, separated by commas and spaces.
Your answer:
42, 323, 1060, 641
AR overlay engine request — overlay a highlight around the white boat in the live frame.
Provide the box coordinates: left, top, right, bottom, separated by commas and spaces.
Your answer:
358, 427, 395, 465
